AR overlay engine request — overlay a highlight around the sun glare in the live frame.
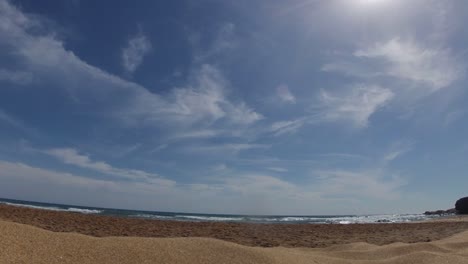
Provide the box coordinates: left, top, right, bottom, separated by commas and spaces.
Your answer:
358, 0, 385, 5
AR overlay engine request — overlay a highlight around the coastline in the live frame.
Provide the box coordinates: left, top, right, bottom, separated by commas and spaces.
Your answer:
1, 203, 468, 248
2, 214, 468, 264
427, 214, 468, 222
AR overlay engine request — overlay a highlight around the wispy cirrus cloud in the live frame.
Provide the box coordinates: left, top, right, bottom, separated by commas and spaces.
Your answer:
169, 129, 222, 140
0, 0, 262, 138
0, 153, 411, 214
123, 64, 263, 127
186, 143, 269, 154
0, 68, 32, 85
0, 160, 183, 211
312, 85, 394, 128
276, 84, 296, 104
383, 141, 413, 163
0, 109, 34, 133
266, 167, 288, 172
193, 22, 238, 63
0, 110, 23, 128
323, 38, 464, 93
354, 38, 464, 92
43, 148, 174, 186
319, 37, 464, 128
122, 31, 152, 74
269, 118, 306, 136
0, 160, 309, 214
314, 169, 406, 200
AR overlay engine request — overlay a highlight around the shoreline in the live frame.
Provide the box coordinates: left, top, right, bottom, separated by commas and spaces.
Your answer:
0, 198, 434, 224
2, 204, 468, 248
3, 219, 468, 264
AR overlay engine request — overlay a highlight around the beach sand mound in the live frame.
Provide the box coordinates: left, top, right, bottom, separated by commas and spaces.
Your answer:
1, 220, 468, 264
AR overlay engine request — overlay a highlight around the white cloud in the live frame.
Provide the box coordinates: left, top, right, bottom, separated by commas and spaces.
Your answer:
0, 160, 118, 190
314, 85, 394, 128
383, 151, 404, 163
188, 143, 269, 154
267, 167, 288, 172
224, 102, 264, 125
222, 174, 296, 195
211, 163, 228, 172
0, 110, 22, 128
383, 141, 413, 163
314, 169, 406, 200
0, 160, 186, 211
122, 32, 151, 74
276, 84, 296, 103
213, 23, 237, 53
321, 61, 381, 79
354, 38, 463, 92
0, 160, 306, 214
149, 144, 168, 153
193, 22, 237, 62
321, 38, 464, 127
43, 148, 174, 186
444, 110, 466, 126
0, 158, 411, 214
124, 64, 262, 127
0, 109, 32, 133
269, 118, 305, 136
0, 1, 262, 134
170, 129, 222, 140
0, 68, 32, 85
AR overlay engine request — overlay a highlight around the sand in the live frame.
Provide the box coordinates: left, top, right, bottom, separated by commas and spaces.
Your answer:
2, 219, 468, 264
2, 204, 468, 248
2, 205, 468, 263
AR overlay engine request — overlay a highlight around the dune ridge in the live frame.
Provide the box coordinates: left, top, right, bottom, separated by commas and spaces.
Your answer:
1, 219, 468, 264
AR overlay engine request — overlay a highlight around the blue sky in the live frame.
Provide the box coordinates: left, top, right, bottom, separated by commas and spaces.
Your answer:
0, 0, 467, 215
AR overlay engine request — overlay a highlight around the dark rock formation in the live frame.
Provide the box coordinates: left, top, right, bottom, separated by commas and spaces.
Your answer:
424, 208, 456, 215
455, 197, 468, 214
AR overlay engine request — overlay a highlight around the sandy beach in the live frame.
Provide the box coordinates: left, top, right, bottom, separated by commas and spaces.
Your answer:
1, 214, 468, 263
1, 204, 468, 263
1, 204, 468, 248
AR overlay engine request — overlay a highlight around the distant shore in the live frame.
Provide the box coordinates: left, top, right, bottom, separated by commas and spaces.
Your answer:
1, 203, 468, 248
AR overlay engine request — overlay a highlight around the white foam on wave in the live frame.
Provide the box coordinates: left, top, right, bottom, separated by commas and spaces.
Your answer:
66, 208, 102, 214
279, 217, 308, 222
176, 215, 243, 222
1, 200, 438, 224
0, 201, 102, 214
1, 201, 62, 211
328, 214, 431, 224
135, 214, 173, 220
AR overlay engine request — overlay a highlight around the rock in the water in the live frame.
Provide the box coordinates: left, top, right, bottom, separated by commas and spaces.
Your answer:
456, 197, 468, 214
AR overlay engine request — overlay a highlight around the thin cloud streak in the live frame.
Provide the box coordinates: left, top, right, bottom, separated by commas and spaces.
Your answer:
0, 159, 408, 214
312, 85, 394, 128
276, 84, 296, 104
0, 68, 32, 85
122, 32, 152, 74
43, 148, 174, 186
354, 38, 464, 92
269, 118, 306, 136
0, 0, 262, 137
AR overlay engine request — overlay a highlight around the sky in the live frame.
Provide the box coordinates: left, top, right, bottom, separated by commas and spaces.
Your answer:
0, 0, 467, 215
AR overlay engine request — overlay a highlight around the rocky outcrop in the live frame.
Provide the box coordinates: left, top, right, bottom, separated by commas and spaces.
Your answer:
424, 208, 456, 215
455, 197, 468, 214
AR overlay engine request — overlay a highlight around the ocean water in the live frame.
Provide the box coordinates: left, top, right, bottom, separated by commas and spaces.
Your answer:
0, 198, 443, 224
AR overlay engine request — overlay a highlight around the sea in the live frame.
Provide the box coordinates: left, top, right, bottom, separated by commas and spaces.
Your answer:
0, 197, 444, 224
